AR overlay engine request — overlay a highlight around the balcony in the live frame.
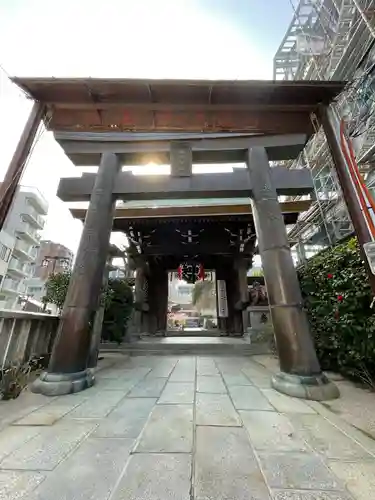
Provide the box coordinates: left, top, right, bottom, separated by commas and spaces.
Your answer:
16, 223, 41, 245
8, 258, 29, 277
2, 278, 25, 295
14, 239, 37, 261
21, 186, 48, 215
22, 205, 45, 229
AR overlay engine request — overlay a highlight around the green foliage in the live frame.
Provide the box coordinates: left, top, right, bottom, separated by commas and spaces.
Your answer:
102, 278, 134, 344
192, 280, 215, 308
43, 272, 134, 344
0, 361, 32, 400
298, 238, 375, 385
43, 271, 71, 312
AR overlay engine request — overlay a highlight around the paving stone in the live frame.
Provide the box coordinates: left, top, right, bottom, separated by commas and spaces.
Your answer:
221, 372, 253, 386
0, 421, 97, 471
169, 360, 196, 382
328, 461, 375, 500
228, 385, 274, 410
240, 410, 308, 452
93, 398, 156, 438
111, 453, 191, 500
0, 426, 42, 462
258, 452, 341, 490
196, 393, 241, 426
261, 389, 316, 414
136, 404, 193, 452
197, 376, 227, 394
246, 375, 272, 388
100, 367, 150, 379
307, 400, 375, 458
271, 490, 353, 500
0, 470, 45, 499
66, 391, 125, 418
241, 364, 271, 379
13, 403, 81, 426
28, 438, 133, 500
99, 378, 139, 392
197, 358, 219, 375
127, 378, 167, 397
0, 394, 54, 429
291, 414, 372, 460
158, 382, 195, 404
194, 426, 270, 500
145, 362, 177, 378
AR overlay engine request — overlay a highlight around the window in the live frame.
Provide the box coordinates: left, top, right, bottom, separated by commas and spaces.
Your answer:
0, 243, 10, 263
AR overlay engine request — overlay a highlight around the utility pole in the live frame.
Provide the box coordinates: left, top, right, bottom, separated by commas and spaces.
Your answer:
0, 102, 45, 230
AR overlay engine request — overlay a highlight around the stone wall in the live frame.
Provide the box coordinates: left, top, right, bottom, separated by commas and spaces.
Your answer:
0, 310, 59, 367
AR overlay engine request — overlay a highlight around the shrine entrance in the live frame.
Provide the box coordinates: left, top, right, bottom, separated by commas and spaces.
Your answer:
120, 214, 259, 337
167, 268, 218, 335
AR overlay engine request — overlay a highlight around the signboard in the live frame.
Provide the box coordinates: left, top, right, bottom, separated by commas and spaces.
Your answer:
170, 142, 192, 177
363, 241, 375, 274
217, 279, 228, 318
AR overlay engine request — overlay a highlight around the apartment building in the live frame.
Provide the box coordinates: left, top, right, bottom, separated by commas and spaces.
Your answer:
33, 240, 73, 280
0, 186, 48, 310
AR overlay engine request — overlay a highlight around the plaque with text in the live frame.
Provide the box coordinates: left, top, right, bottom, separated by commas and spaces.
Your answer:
170, 142, 192, 177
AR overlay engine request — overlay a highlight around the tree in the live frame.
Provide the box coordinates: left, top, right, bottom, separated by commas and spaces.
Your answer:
42, 272, 134, 343
42, 271, 71, 312
192, 280, 216, 313
101, 278, 134, 343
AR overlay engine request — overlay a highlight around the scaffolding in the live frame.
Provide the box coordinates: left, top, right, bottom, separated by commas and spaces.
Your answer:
274, 0, 375, 262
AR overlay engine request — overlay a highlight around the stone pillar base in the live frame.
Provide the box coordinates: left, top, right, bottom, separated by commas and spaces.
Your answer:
271, 372, 339, 402
31, 369, 95, 397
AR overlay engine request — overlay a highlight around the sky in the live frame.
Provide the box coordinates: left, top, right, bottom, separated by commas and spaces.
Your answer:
0, 0, 293, 255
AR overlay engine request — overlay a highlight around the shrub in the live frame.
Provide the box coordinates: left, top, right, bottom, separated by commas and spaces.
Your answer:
298, 237, 375, 385
102, 278, 134, 344
43, 272, 134, 343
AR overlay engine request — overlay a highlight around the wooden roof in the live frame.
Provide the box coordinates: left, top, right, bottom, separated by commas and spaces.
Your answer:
11, 77, 346, 135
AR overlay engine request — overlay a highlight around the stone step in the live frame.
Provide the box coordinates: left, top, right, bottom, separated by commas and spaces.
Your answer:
100, 337, 271, 356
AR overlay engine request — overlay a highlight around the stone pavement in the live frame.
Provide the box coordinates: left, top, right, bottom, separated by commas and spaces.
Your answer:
0, 354, 374, 499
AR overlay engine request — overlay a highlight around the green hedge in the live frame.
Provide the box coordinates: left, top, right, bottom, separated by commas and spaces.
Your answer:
298, 238, 375, 383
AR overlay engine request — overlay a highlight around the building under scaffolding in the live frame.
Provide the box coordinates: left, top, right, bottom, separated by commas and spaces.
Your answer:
274, 0, 375, 261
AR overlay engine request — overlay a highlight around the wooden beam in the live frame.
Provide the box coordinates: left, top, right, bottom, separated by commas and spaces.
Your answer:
55, 132, 307, 153
47, 102, 315, 112
70, 200, 312, 221
58, 168, 314, 202
48, 109, 313, 135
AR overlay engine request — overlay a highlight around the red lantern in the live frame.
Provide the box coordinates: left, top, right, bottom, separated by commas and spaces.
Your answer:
337, 294, 344, 302
198, 264, 205, 281
177, 265, 183, 280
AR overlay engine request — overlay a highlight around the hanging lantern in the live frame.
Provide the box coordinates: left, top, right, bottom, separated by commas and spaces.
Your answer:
197, 264, 205, 281
177, 264, 183, 280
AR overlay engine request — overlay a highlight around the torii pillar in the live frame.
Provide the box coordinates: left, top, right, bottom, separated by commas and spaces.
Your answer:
32, 153, 121, 396
247, 147, 339, 401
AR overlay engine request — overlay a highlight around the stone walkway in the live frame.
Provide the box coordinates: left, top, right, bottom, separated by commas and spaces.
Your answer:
0, 354, 375, 499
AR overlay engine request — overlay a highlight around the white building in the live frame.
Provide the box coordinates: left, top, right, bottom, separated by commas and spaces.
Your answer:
168, 275, 194, 305
0, 186, 48, 310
